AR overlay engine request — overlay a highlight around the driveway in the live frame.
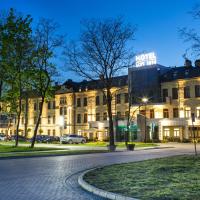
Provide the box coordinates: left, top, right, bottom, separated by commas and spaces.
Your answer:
0, 144, 198, 200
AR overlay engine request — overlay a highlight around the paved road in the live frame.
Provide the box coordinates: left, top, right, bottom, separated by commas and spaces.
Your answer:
0, 144, 198, 200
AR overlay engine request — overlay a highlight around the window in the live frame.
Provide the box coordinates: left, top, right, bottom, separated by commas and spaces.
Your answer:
184, 86, 190, 98
52, 101, 56, 109
83, 97, 87, 106
53, 116, 55, 124
173, 108, 179, 118
103, 95, 107, 105
77, 114, 81, 123
116, 94, 121, 104
197, 107, 200, 118
163, 109, 169, 118
48, 101, 51, 109
164, 128, 170, 137
34, 103, 37, 111
172, 88, 178, 99
53, 129, 56, 136
96, 96, 100, 106
48, 129, 51, 136
60, 107, 63, 115
96, 113, 100, 121
21, 117, 24, 125
103, 112, 107, 120
195, 85, 200, 97
150, 109, 154, 118
48, 116, 51, 124
162, 89, 168, 102
64, 107, 67, 115
39, 102, 42, 110
77, 98, 81, 107
185, 107, 191, 118
124, 93, 129, 103
117, 111, 121, 118
60, 97, 66, 104
174, 128, 180, 137
84, 113, 88, 123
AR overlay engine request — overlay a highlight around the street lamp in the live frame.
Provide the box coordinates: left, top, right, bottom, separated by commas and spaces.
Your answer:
142, 97, 148, 143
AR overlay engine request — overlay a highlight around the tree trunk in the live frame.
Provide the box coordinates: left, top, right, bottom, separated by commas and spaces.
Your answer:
107, 89, 115, 148
24, 95, 29, 138
31, 97, 45, 148
15, 97, 22, 147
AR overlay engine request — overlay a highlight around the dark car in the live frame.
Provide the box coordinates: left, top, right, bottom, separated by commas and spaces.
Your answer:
11, 135, 27, 142
30, 135, 52, 143
29, 135, 44, 143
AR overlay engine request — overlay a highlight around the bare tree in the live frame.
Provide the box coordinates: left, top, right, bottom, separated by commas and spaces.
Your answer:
64, 17, 136, 151
30, 18, 63, 148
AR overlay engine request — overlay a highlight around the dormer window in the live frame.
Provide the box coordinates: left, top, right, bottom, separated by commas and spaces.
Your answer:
185, 70, 189, 76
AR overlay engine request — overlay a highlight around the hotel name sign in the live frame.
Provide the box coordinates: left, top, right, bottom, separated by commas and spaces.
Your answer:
135, 52, 157, 67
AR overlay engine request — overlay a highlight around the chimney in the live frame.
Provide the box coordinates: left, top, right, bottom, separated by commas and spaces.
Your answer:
184, 59, 192, 67
195, 59, 200, 67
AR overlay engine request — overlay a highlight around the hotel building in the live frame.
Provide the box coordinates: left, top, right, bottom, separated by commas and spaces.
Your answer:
1, 59, 200, 142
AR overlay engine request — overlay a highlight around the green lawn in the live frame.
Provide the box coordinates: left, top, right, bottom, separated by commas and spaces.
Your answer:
0, 144, 64, 153
61, 142, 158, 148
0, 149, 108, 158
84, 155, 200, 200
0, 144, 108, 158
0, 141, 158, 148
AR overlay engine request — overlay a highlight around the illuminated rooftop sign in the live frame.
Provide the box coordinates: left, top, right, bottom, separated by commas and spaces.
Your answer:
135, 52, 157, 67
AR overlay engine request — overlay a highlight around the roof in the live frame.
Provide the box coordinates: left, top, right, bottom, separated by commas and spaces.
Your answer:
161, 66, 200, 82
56, 75, 128, 94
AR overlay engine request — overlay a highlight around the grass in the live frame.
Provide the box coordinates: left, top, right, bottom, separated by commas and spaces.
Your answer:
0, 149, 109, 158
0, 144, 65, 153
84, 155, 200, 200
0, 144, 108, 158
0, 141, 158, 148
60, 141, 158, 148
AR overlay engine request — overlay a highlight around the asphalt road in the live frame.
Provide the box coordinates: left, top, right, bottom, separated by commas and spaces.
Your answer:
0, 144, 198, 200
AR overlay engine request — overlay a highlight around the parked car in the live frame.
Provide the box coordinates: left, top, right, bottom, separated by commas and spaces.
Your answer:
11, 135, 27, 142
0, 134, 6, 141
50, 136, 60, 142
29, 135, 44, 143
60, 134, 86, 144
30, 135, 52, 143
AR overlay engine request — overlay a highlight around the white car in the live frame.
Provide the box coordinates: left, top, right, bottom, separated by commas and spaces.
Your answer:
0, 134, 6, 141
60, 134, 86, 144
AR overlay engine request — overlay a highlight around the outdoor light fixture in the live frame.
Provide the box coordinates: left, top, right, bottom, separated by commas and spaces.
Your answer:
142, 97, 148, 103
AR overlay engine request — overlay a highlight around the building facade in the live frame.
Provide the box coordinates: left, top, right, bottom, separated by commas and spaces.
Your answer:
1, 60, 200, 142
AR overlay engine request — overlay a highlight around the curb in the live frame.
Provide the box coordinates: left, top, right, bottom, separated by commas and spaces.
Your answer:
78, 168, 139, 200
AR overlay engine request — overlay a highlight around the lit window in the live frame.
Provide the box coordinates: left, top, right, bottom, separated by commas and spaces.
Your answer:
96, 113, 100, 121
163, 109, 169, 118
174, 128, 180, 137
197, 107, 200, 118
185, 107, 191, 118
164, 128, 170, 137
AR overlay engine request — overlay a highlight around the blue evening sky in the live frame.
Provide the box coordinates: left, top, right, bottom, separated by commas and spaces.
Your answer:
0, 0, 199, 82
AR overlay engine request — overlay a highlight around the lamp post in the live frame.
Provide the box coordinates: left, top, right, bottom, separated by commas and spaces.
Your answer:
191, 113, 197, 156
142, 97, 148, 143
